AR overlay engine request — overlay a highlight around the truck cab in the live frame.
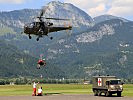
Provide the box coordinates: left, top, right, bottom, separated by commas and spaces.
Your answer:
92, 76, 123, 97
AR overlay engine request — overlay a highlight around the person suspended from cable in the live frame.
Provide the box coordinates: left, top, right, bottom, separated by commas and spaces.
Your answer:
37, 54, 46, 69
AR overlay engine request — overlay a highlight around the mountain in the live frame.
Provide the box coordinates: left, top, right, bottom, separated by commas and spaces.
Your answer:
45, 1, 94, 27
94, 14, 129, 24
40, 19, 133, 78
0, 9, 39, 30
0, 1, 133, 79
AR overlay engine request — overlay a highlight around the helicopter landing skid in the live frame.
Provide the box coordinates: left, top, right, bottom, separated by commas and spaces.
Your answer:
36, 37, 39, 41
29, 35, 32, 39
47, 35, 53, 40
50, 37, 53, 40
36, 35, 42, 41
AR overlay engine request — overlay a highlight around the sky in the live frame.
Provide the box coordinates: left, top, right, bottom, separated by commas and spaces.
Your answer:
0, 0, 133, 21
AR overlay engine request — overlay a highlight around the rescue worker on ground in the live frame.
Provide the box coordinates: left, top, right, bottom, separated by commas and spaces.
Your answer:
32, 81, 39, 96
37, 86, 43, 96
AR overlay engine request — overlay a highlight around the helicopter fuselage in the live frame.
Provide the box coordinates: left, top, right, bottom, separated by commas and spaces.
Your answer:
24, 22, 49, 36
23, 21, 72, 41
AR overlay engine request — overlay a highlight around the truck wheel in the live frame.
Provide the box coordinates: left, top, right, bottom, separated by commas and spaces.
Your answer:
98, 91, 101, 96
105, 91, 110, 97
117, 92, 121, 97
94, 90, 98, 96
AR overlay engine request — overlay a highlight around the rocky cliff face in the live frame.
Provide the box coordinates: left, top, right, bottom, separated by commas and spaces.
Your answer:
44, 1, 94, 27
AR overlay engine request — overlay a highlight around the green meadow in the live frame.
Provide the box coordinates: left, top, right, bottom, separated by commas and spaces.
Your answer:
0, 84, 132, 96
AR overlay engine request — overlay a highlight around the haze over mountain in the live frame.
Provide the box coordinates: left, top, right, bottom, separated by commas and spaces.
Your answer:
0, 1, 133, 79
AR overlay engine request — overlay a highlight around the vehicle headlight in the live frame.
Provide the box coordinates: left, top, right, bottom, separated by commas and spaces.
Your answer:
110, 85, 114, 89
120, 85, 123, 89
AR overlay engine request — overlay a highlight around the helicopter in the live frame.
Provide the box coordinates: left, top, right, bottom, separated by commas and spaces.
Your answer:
37, 54, 46, 69
22, 7, 72, 41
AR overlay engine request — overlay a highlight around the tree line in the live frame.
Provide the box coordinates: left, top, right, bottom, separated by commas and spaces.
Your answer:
0, 77, 133, 85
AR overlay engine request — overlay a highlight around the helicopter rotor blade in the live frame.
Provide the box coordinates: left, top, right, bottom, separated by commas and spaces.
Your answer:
40, 9, 44, 17
38, 6, 47, 22
45, 18, 71, 21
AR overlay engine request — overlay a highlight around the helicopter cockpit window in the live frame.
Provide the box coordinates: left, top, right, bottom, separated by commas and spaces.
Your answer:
25, 23, 34, 28
29, 23, 34, 28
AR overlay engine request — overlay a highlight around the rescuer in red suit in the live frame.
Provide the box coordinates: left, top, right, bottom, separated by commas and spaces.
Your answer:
37, 59, 46, 69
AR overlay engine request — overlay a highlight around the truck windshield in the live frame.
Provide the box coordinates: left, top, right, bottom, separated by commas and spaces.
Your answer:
110, 80, 121, 85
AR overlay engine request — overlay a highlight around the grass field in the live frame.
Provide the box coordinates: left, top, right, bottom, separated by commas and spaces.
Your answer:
0, 84, 132, 96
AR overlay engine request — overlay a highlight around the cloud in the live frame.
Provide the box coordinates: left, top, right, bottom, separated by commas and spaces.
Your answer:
108, 7, 133, 16
64, 0, 108, 17
0, 0, 30, 4
89, 4, 106, 17
107, 0, 133, 17
64, 0, 133, 20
